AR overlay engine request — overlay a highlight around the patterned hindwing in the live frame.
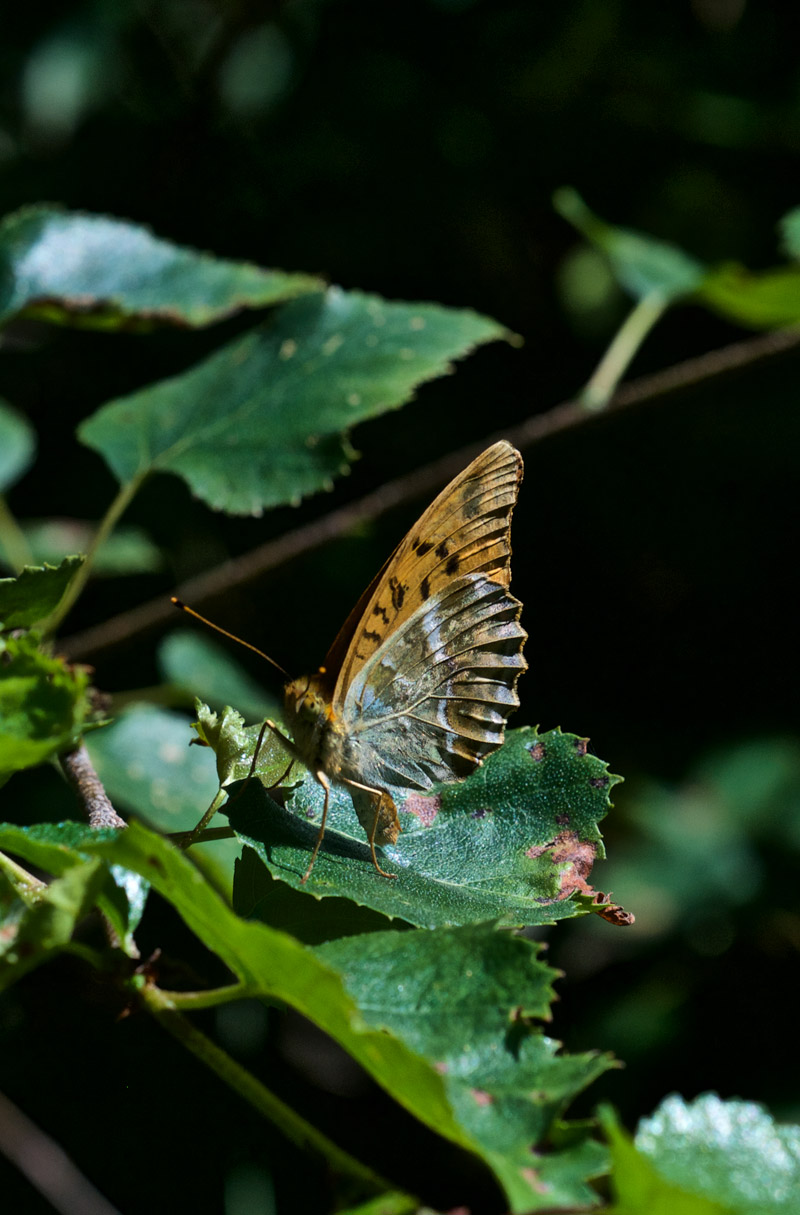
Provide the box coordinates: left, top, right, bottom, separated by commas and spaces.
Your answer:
335, 573, 527, 794
327, 441, 523, 703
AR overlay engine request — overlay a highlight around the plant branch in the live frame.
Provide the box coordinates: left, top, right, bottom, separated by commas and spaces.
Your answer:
0, 850, 47, 902
46, 473, 146, 636
0, 1088, 123, 1215
140, 982, 401, 1196
0, 494, 33, 573
59, 743, 127, 830
60, 325, 800, 662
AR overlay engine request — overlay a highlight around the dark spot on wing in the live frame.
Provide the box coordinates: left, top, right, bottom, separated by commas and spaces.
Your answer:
389, 576, 406, 610
445, 554, 461, 575
420, 575, 431, 600
413, 538, 434, 556
372, 603, 389, 624
364, 630, 382, 644
435, 540, 450, 559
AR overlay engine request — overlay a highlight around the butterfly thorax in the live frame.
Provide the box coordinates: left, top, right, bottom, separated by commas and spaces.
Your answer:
283, 672, 349, 778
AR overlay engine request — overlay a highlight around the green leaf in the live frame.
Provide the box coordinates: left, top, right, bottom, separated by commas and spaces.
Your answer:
191, 702, 289, 787
0, 857, 107, 993
84, 821, 469, 1147
77, 288, 510, 514
0, 400, 36, 493
603, 1095, 800, 1214
698, 263, 800, 328
0, 634, 91, 783
224, 725, 628, 929
158, 632, 280, 722
319, 924, 612, 1212
0, 821, 145, 953
554, 188, 706, 303
86, 704, 239, 894
2, 519, 163, 576
0, 556, 84, 629
0, 206, 321, 329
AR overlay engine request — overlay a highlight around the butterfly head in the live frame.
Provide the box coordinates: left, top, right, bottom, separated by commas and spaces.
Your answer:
283, 668, 341, 769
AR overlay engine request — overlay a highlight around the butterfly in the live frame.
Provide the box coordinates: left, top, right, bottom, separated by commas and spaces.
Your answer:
266, 440, 528, 881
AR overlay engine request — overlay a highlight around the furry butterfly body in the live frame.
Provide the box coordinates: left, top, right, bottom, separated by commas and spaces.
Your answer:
276, 440, 527, 879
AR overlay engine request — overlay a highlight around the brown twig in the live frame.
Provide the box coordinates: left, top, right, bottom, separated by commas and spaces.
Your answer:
60, 325, 800, 662
59, 743, 127, 830
0, 1088, 123, 1215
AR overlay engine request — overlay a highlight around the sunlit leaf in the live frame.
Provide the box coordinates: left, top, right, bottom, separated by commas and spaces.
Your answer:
699, 263, 800, 327
319, 924, 612, 1211
0, 556, 84, 629
0, 633, 91, 783
0, 206, 321, 329
78, 288, 511, 514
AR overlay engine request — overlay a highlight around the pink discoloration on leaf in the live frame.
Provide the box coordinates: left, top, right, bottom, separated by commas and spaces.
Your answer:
523, 830, 634, 924
434, 1060, 449, 1075
527, 741, 545, 761
470, 1088, 494, 1107
403, 792, 440, 827
574, 736, 589, 756
520, 1166, 550, 1194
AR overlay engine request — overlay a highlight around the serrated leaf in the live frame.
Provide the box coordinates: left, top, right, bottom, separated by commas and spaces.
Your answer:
0, 556, 84, 629
318, 925, 612, 1212
83, 821, 468, 1148
192, 702, 288, 787
224, 726, 626, 929
0, 634, 91, 783
698, 263, 800, 328
0, 206, 321, 329
0, 821, 145, 952
86, 704, 239, 893
77, 288, 510, 515
0, 399, 36, 493
0, 857, 107, 992
603, 1095, 800, 1214
554, 188, 706, 302
2, 519, 163, 576
158, 632, 279, 722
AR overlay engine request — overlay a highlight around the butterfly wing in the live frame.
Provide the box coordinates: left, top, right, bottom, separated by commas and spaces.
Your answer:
336, 571, 526, 793
326, 440, 524, 703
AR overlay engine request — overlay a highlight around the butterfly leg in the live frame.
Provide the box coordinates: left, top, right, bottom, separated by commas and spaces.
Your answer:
301, 770, 332, 884
342, 778, 399, 879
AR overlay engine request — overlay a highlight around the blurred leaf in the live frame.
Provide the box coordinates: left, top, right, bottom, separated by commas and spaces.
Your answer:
778, 206, 800, 260
0, 857, 107, 993
601, 1105, 726, 1214
698, 263, 800, 327
86, 704, 239, 894
0, 821, 144, 954
0, 206, 321, 329
319, 924, 612, 1212
158, 631, 280, 722
77, 288, 511, 514
0, 633, 90, 784
603, 1095, 800, 1213
0, 399, 36, 493
222, 723, 628, 929
554, 187, 706, 302
2, 519, 163, 576
0, 556, 84, 628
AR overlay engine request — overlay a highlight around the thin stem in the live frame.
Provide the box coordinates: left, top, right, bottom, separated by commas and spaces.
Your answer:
44, 473, 146, 636
177, 788, 228, 850
59, 324, 800, 662
156, 981, 254, 1010
141, 983, 399, 1195
59, 743, 127, 830
580, 291, 669, 411
0, 494, 33, 572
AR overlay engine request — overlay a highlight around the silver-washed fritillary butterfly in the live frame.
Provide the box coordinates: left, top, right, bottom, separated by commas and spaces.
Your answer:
269, 440, 527, 880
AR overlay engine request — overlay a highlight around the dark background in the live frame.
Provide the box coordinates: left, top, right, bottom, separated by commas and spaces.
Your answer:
2, 2, 799, 1212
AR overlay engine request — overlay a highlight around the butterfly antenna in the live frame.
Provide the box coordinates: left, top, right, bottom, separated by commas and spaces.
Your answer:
171, 597, 289, 679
